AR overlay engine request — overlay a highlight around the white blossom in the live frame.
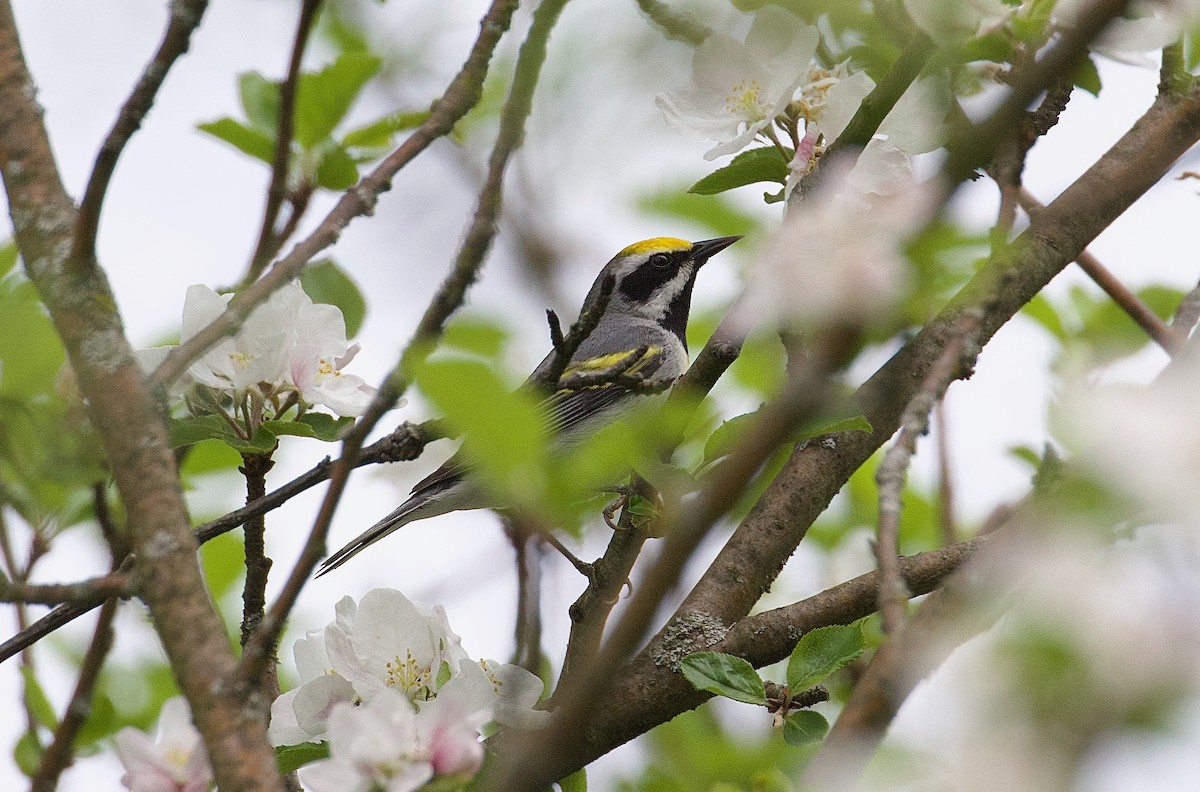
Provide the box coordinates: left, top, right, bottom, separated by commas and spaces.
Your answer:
301, 687, 487, 792
145, 281, 377, 417
114, 697, 213, 792
271, 588, 549, 753
656, 7, 819, 160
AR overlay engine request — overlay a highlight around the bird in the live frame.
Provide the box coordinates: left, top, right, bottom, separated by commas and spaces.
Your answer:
317, 235, 742, 576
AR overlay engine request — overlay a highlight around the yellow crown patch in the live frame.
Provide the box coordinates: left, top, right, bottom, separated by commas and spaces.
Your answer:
618, 237, 691, 257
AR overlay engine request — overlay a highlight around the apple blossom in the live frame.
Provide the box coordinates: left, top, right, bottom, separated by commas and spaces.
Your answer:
140, 281, 377, 419
114, 697, 213, 792
301, 687, 489, 792
655, 7, 819, 160
271, 587, 549, 755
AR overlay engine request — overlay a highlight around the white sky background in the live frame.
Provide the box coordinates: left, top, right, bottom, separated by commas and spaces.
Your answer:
1, 0, 1198, 789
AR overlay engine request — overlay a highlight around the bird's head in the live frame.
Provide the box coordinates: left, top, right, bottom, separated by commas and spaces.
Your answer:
583, 236, 742, 342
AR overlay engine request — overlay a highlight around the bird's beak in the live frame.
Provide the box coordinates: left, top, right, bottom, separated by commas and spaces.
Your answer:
689, 235, 743, 265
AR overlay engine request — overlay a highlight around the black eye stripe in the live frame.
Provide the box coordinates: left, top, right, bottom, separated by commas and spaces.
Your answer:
619, 254, 685, 302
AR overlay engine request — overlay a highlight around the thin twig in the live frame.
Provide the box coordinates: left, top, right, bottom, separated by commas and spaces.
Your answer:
506, 517, 545, 674
150, 0, 522, 389
238, 452, 279, 698
1171, 279, 1200, 337
874, 311, 981, 634
71, 0, 209, 270
1018, 188, 1184, 355
235, 0, 568, 685
934, 402, 956, 546
0, 568, 132, 606
536, 274, 616, 389
989, 74, 1074, 250
0, 421, 442, 664
29, 598, 118, 792
241, 0, 323, 286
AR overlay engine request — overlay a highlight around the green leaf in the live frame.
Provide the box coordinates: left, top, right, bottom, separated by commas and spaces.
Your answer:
441, 317, 509, 358
680, 651, 767, 706
688, 146, 791, 196
314, 143, 359, 190
703, 412, 871, 468
782, 710, 829, 746
168, 414, 240, 449
557, 768, 587, 792
13, 729, 42, 777
415, 357, 546, 505
21, 666, 58, 731
626, 493, 658, 518
300, 259, 367, 338
1072, 56, 1102, 97
74, 692, 117, 747
342, 109, 431, 150
702, 412, 757, 467
297, 412, 356, 442
0, 240, 17, 278
200, 532, 245, 601
797, 413, 873, 441
239, 71, 280, 133
275, 742, 330, 774
956, 30, 1016, 63
196, 118, 275, 164
261, 419, 318, 439
294, 53, 382, 148
167, 415, 276, 453
178, 438, 244, 477
1021, 292, 1067, 341
786, 623, 865, 691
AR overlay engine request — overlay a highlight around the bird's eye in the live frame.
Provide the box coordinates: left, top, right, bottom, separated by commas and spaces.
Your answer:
649, 253, 672, 270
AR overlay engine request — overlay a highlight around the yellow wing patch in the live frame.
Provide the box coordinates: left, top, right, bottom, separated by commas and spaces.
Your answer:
618, 237, 691, 257
559, 346, 662, 391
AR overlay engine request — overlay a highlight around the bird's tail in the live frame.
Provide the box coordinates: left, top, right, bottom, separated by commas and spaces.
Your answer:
316, 497, 430, 577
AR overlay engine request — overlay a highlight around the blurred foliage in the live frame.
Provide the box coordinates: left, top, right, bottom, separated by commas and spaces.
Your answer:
198, 52, 427, 191
1022, 283, 1184, 364
616, 707, 809, 792
0, 247, 106, 533
807, 452, 942, 555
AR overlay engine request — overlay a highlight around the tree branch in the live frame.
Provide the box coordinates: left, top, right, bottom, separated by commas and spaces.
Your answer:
508, 81, 1200, 779
1018, 188, 1185, 355
71, 0, 209, 270
0, 2, 284, 786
